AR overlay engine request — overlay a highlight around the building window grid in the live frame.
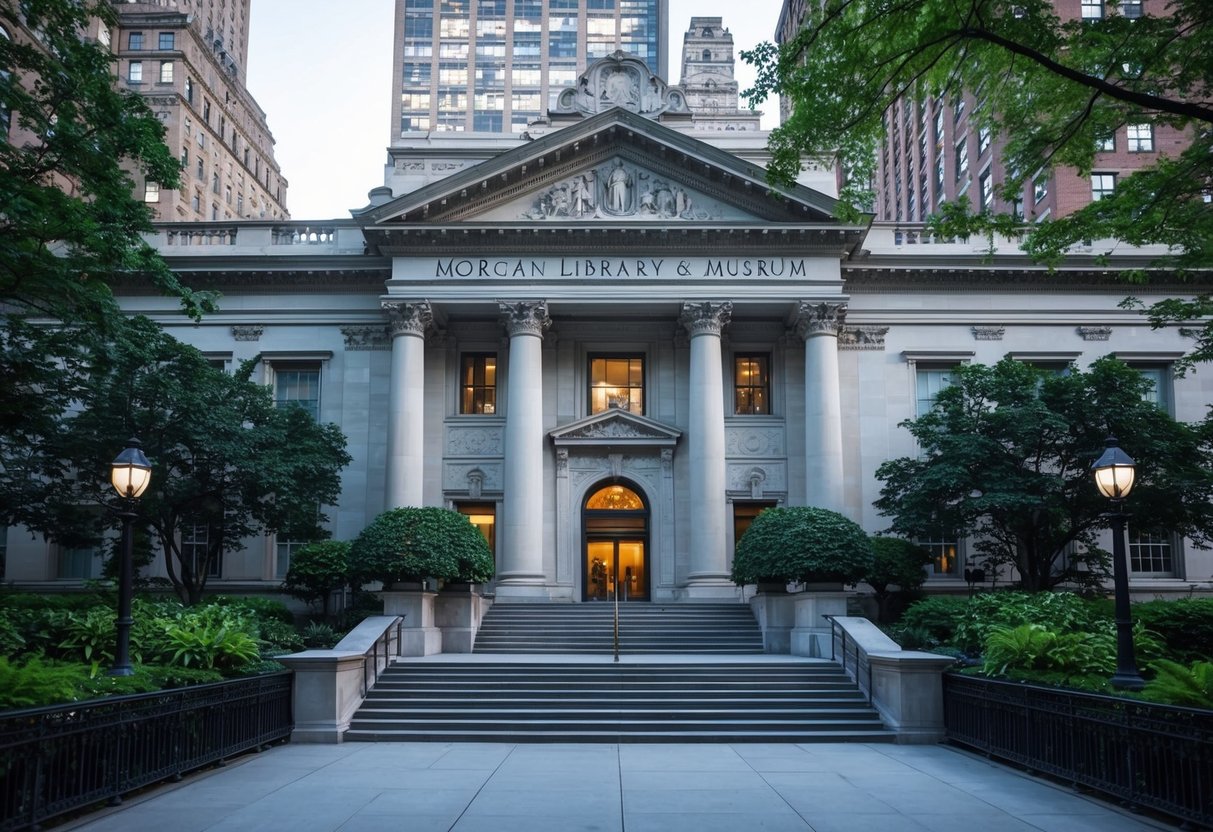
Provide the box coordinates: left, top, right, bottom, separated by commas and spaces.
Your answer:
734, 355, 770, 415
1082, 0, 1104, 19
1128, 528, 1175, 576
460, 354, 497, 414
1127, 123, 1154, 152
1091, 172, 1116, 201
589, 355, 644, 415
274, 367, 321, 421
181, 523, 221, 578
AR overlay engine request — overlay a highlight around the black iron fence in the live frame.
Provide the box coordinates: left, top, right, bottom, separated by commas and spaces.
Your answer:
0, 672, 292, 832
943, 673, 1213, 829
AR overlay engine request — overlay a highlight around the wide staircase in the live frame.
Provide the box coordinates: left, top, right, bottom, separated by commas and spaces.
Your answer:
345, 603, 894, 743
472, 602, 765, 653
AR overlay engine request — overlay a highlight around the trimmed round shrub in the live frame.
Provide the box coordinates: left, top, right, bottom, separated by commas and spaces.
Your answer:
349, 507, 495, 587
731, 506, 873, 585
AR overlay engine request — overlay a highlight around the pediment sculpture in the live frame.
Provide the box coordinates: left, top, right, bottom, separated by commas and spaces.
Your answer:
519, 158, 721, 222
553, 52, 691, 120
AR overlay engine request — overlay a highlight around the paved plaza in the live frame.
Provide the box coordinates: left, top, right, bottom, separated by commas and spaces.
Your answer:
62, 741, 1172, 832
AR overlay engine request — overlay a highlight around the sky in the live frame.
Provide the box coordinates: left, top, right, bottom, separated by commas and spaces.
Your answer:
245, 0, 784, 220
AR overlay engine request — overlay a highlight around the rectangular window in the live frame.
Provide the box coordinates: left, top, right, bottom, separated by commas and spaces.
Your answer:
734, 354, 770, 415
158, 31, 175, 50
0, 526, 6, 581
1128, 528, 1175, 576
275, 535, 309, 579
734, 502, 776, 547
128, 31, 144, 50
977, 126, 991, 156
456, 503, 496, 556
181, 523, 221, 578
915, 367, 954, 416
58, 545, 99, 580
275, 366, 321, 420
917, 531, 960, 576
589, 355, 644, 414
159, 60, 173, 83
128, 60, 143, 83
954, 140, 969, 181
460, 354, 497, 414
1082, 0, 1104, 18
1121, 0, 1143, 18
1135, 365, 1170, 412
1097, 133, 1115, 151
1127, 123, 1154, 152
1091, 172, 1116, 201
1033, 174, 1049, 204
143, 181, 160, 203
979, 169, 993, 210
185, 75, 193, 103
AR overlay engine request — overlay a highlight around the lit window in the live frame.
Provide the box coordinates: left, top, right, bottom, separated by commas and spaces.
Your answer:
916, 531, 960, 577
1127, 123, 1154, 152
275, 366, 321, 420
589, 355, 644, 414
457, 503, 496, 555
128, 60, 143, 83
460, 354, 497, 414
159, 60, 173, 83
1091, 172, 1116, 201
734, 355, 770, 415
143, 181, 160, 202
158, 31, 175, 50
1128, 528, 1175, 576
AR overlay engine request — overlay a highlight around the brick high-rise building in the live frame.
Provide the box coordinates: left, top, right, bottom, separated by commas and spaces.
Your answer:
775, 0, 1187, 224
111, 1, 289, 221
391, 0, 669, 137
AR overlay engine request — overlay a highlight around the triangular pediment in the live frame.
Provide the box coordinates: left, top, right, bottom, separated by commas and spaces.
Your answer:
550, 408, 681, 448
359, 109, 841, 229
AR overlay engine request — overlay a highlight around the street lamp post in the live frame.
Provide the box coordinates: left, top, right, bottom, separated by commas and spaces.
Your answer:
109, 437, 152, 677
1091, 435, 1145, 691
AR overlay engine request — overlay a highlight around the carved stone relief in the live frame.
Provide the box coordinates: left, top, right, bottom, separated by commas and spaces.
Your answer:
340, 325, 391, 351
552, 51, 691, 120
795, 301, 847, 338
446, 425, 505, 457
726, 462, 786, 494
838, 326, 889, 350
443, 462, 503, 494
231, 325, 263, 341
725, 426, 785, 457
382, 300, 432, 337
972, 325, 1005, 341
1078, 326, 1112, 341
518, 158, 724, 222
499, 301, 550, 338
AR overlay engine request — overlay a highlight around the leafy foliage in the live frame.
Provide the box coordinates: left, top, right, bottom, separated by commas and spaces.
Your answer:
731, 506, 873, 585
876, 357, 1213, 591
1143, 659, 1213, 709
0, 657, 81, 710
284, 541, 351, 620
202, 595, 295, 625
348, 507, 495, 586
864, 536, 932, 622
301, 622, 340, 649
1131, 598, 1213, 664
16, 318, 351, 605
160, 621, 261, 670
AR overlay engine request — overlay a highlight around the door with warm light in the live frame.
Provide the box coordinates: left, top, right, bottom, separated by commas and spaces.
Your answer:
582, 482, 649, 601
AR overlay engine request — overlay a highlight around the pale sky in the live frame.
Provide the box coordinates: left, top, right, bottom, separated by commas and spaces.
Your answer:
246, 0, 783, 220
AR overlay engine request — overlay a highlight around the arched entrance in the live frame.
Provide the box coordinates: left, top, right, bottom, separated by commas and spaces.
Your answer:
583, 481, 649, 601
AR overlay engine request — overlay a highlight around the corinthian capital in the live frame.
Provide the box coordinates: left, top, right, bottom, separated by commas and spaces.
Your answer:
795, 301, 847, 339
382, 300, 432, 337
679, 301, 732, 337
499, 300, 550, 337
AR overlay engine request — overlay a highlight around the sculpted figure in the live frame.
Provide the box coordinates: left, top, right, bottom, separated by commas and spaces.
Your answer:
607, 161, 632, 213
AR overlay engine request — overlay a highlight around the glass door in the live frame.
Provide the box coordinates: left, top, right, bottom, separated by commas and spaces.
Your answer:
585, 538, 648, 601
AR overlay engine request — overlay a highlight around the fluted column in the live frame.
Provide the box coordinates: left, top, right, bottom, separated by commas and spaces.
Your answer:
680, 301, 733, 592
382, 301, 432, 509
797, 301, 847, 514
497, 301, 550, 595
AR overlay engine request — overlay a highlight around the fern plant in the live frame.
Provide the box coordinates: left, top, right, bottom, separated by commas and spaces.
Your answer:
1144, 660, 1213, 709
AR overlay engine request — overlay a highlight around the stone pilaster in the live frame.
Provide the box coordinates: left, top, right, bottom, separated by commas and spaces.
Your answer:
382, 300, 431, 509
796, 301, 847, 515
496, 301, 551, 598
679, 301, 734, 596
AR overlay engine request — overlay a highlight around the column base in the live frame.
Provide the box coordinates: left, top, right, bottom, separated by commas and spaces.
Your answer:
678, 577, 741, 602
493, 583, 557, 602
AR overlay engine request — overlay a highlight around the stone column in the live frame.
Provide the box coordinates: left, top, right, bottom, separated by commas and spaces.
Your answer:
496, 301, 550, 598
797, 301, 846, 514
680, 301, 734, 597
382, 300, 431, 508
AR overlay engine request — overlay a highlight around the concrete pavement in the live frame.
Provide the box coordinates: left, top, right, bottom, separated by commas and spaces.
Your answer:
62, 741, 1173, 832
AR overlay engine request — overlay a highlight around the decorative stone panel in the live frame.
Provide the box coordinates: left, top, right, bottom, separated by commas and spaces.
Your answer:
972, 326, 1005, 341
725, 426, 786, 457
1078, 326, 1112, 341
446, 425, 505, 457
838, 326, 889, 350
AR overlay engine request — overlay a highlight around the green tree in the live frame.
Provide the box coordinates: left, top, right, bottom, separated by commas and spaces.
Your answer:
284, 541, 351, 621
865, 537, 932, 622
875, 356, 1213, 591
1, 0, 215, 526
731, 506, 873, 586
745, 0, 1213, 357
20, 317, 352, 605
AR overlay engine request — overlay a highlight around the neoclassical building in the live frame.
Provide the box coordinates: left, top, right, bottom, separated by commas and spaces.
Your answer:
4, 53, 1211, 601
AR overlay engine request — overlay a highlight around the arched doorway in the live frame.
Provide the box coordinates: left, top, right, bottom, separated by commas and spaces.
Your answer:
583, 481, 649, 601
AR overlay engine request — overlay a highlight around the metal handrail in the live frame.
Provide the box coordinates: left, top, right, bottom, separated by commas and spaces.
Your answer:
361, 616, 405, 696
613, 578, 621, 662
824, 614, 872, 703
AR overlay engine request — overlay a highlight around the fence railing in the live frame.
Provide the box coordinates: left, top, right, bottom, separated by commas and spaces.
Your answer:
0, 672, 292, 832
943, 673, 1213, 829
825, 614, 873, 702
361, 617, 404, 696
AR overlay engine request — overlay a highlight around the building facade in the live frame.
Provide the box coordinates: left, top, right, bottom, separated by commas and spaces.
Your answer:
3, 52, 1210, 604
110, 0, 289, 221
774, 0, 1189, 224
391, 0, 668, 137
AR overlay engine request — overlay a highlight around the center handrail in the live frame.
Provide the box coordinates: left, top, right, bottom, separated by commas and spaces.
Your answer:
613, 577, 621, 662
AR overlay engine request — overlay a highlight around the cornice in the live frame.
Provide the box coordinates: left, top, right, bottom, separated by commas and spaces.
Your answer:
842, 265, 1213, 292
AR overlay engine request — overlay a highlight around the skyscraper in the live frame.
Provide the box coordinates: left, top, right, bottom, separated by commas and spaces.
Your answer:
391, 0, 668, 138
775, 0, 1188, 225
111, 1, 289, 220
